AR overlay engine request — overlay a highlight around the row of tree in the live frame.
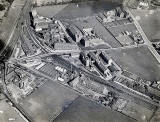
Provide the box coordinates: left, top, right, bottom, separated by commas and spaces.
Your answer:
0, 4, 5, 11
0, 0, 14, 11
5, 0, 14, 4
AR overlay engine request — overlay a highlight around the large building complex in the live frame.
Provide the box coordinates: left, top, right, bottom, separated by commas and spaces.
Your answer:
0, 0, 160, 122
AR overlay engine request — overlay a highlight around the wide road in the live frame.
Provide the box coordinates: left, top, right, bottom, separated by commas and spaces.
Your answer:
126, 7, 160, 64
47, 55, 160, 107
0, 0, 32, 59
11, 54, 160, 108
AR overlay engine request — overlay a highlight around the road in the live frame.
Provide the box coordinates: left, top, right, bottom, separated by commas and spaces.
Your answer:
0, 0, 32, 59
10, 53, 160, 108
0, 0, 33, 122
25, 25, 48, 53
2, 1, 160, 121
9, 23, 160, 107
46, 56, 160, 107
125, 7, 160, 64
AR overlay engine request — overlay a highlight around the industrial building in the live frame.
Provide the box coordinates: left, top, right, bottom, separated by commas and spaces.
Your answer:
1, 1, 160, 122
115, 7, 129, 18
67, 25, 83, 42
80, 35, 105, 47
79, 51, 121, 80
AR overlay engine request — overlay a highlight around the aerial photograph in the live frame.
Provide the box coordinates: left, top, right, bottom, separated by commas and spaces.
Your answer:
0, 0, 160, 122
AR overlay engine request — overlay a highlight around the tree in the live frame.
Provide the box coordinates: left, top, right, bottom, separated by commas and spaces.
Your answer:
0, 4, 5, 11
5, 0, 14, 4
